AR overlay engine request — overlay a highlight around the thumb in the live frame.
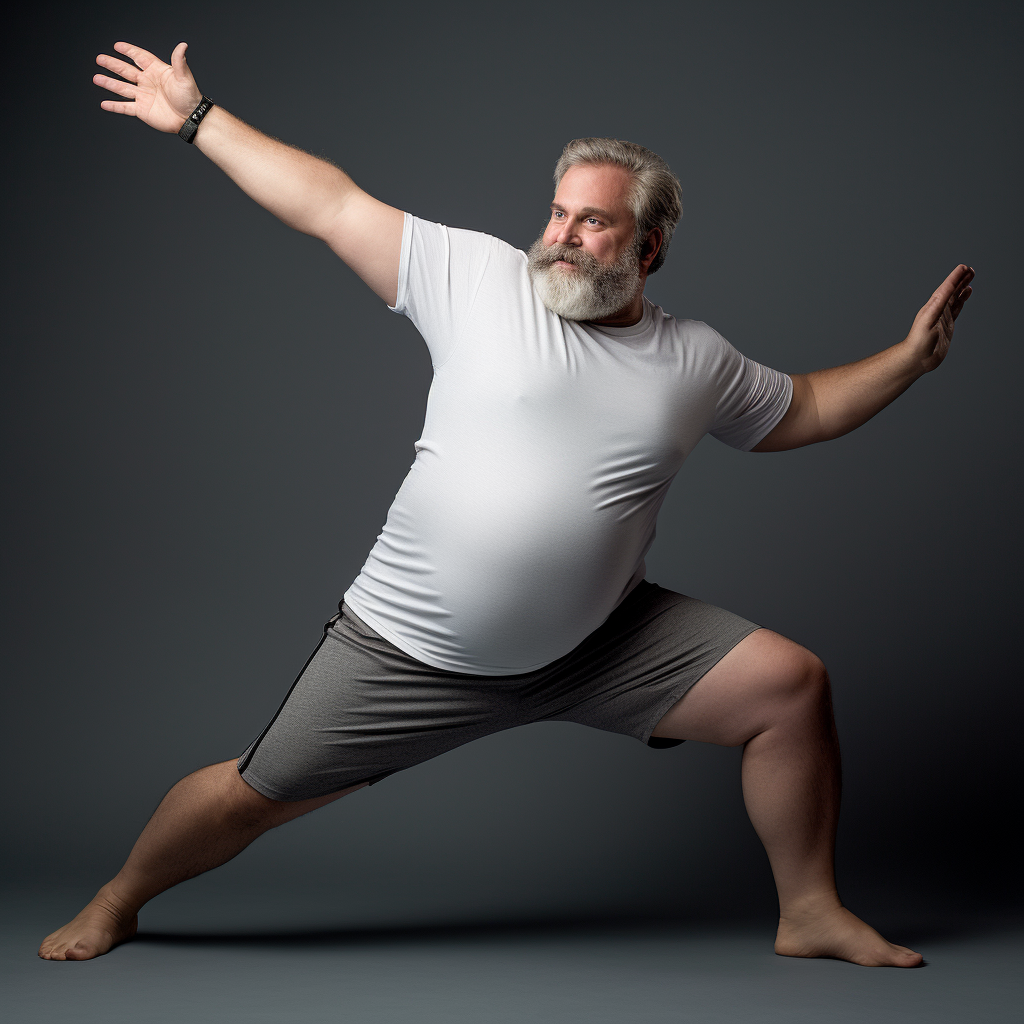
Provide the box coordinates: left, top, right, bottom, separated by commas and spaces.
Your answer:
171, 41, 189, 75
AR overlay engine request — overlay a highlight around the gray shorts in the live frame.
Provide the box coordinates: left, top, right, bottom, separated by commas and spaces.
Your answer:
237, 580, 761, 801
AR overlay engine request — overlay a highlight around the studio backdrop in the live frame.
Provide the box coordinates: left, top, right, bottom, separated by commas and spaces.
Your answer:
2, 0, 1019, 928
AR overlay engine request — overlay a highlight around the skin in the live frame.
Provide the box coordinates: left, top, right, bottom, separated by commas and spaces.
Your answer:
41, 40, 973, 965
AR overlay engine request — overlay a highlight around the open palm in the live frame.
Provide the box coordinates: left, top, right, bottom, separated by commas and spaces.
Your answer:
93, 41, 202, 133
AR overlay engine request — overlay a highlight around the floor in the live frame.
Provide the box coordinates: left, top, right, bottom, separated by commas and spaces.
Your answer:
6, 887, 1021, 1024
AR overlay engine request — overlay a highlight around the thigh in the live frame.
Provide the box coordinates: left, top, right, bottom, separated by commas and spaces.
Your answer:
535, 581, 762, 746
237, 609, 515, 802
649, 627, 825, 747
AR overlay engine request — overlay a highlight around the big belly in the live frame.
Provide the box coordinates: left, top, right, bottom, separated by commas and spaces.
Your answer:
403, 455, 651, 669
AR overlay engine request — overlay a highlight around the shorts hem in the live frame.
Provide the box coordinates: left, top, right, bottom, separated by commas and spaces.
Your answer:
237, 762, 402, 802
236, 765, 298, 801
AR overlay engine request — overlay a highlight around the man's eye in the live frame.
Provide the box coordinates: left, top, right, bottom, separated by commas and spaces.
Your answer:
587, 218, 599, 225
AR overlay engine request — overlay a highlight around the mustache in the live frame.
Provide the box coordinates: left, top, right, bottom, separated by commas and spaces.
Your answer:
529, 242, 602, 273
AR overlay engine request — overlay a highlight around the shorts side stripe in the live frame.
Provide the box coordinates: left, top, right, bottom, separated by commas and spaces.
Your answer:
236, 619, 336, 776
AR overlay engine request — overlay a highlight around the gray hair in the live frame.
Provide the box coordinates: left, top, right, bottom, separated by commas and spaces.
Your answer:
553, 138, 682, 274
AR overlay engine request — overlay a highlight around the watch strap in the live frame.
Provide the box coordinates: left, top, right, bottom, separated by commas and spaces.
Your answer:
178, 96, 215, 144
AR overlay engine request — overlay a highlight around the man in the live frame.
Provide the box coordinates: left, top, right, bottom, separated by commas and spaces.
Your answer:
39, 40, 973, 965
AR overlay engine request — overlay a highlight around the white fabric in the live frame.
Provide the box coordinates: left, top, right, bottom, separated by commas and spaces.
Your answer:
343, 215, 793, 675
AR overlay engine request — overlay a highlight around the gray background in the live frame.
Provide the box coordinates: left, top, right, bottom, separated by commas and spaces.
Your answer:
3, 0, 1022, 1019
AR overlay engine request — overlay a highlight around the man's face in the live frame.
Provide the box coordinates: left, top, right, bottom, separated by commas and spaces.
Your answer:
527, 163, 643, 321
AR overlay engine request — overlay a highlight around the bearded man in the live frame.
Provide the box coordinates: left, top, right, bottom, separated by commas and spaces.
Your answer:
40, 40, 973, 965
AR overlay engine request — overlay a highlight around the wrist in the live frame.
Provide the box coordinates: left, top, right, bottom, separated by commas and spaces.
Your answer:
178, 95, 215, 143
896, 335, 932, 379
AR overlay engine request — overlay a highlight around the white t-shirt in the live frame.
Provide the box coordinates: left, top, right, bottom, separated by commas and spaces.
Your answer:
343, 215, 793, 675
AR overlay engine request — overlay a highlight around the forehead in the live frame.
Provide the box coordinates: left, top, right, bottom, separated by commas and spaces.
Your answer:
553, 163, 634, 220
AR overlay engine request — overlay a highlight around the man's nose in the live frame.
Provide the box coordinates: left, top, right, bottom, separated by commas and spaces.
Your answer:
553, 218, 581, 246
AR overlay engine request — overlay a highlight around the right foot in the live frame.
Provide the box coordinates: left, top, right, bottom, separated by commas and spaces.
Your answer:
775, 904, 923, 967
38, 885, 138, 961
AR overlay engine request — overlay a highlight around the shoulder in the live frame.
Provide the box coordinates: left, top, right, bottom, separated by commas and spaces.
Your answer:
648, 309, 727, 348
397, 216, 533, 329
411, 215, 523, 262
646, 312, 742, 379
446, 222, 527, 272
667, 316, 722, 341
405, 217, 528, 297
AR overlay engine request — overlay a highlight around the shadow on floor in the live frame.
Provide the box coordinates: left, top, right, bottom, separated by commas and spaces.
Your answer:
133, 906, 1022, 951
134, 910, 733, 949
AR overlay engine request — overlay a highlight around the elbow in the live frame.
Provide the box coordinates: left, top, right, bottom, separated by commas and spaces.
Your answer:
750, 374, 822, 451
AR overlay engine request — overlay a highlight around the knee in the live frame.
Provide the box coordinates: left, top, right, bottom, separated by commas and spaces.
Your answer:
214, 763, 284, 831
782, 647, 830, 706
742, 645, 830, 740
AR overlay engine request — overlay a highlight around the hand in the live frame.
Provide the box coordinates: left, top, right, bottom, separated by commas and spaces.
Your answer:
93, 41, 203, 133
904, 264, 975, 373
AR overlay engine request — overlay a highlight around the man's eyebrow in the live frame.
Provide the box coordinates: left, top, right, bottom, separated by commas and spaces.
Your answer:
550, 202, 615, 220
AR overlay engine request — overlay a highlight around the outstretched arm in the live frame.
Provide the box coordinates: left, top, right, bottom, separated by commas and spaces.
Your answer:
752, 264, 975, 452
93, 41, 403, 305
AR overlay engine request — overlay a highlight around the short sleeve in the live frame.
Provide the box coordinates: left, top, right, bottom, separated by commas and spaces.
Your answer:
389, 213, 495, 368
707, 327, 793, 451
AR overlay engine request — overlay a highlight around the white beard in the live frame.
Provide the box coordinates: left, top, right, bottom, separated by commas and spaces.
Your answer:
526, 235, 642, 321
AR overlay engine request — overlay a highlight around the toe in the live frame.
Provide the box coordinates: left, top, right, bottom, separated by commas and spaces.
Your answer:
895, 947, 923, 967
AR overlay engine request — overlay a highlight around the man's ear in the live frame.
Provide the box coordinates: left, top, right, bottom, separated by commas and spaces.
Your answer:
641, 228, 663, 272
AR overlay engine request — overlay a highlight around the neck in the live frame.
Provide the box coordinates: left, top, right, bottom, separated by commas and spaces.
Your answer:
588, 287, 646, 328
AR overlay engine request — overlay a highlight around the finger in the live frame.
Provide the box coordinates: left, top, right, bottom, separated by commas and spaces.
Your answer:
951, 285, 972, 319
113, 40, 161, 71
95, 53, 141, 84
947, 282, 970, 309
100, 99, 137, 116
949, 286, 970, 319
93, 73, 136, 99
934, 264, 971, 302
922, 264, 971, 322
948, 271, 974, 310
170, 41, 189, 74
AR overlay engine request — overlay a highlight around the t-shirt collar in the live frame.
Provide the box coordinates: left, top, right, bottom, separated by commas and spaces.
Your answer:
583, 295, 655, 338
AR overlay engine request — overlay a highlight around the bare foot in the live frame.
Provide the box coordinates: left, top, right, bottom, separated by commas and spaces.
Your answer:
775, 904, 923, 967
38, 885, 138, 961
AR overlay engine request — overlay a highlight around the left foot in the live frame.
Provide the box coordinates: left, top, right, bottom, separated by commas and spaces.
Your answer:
775, 905, 923, 967
38, 885, 138, 961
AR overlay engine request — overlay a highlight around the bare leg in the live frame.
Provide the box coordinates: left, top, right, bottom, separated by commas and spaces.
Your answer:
38, 760, 364, 961
651, 628, 922, 967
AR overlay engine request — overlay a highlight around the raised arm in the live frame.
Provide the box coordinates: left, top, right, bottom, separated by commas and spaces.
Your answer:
751, 264, 975, 452
94, 41, 404, 305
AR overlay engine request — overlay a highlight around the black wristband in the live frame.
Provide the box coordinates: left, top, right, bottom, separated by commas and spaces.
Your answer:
178, 96, 215, 144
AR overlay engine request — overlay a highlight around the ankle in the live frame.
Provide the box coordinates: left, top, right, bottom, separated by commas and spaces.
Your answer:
778, 889, 843, 923
96, 880, 143, 920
